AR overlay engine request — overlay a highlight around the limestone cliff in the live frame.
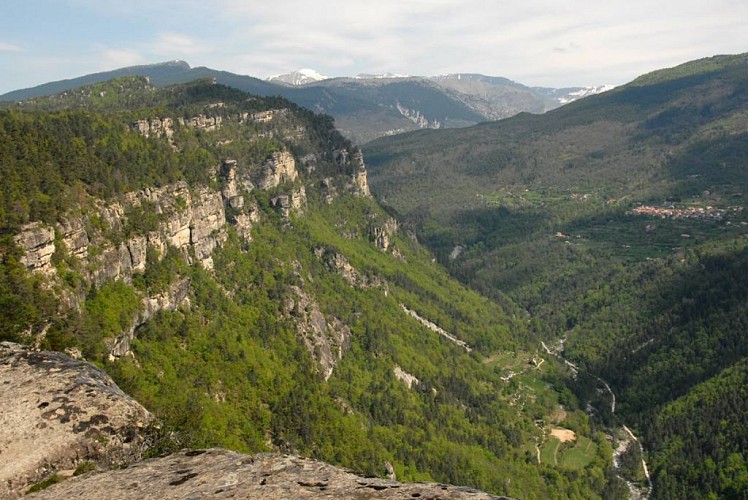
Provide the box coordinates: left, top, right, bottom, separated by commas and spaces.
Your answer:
371, 218, 399, 254
0, 342, 153, 498
13, 180, 230, 282
10, 159, 259, 356
255, 150, 299, 190
12, 99, 376, 370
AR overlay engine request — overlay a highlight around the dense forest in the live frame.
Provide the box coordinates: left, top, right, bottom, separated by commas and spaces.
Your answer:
0, 78, 631, 497
366, 53, 748, 498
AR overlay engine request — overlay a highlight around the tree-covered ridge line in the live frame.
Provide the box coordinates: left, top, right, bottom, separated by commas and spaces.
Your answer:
0, 78, 628, 498
0, 78, 357, 230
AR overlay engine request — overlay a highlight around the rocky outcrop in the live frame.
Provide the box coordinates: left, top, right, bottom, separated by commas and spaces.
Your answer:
132, 117, 175, 139
285, 286, 351, 381
244, 108, 289, 123
0, 343, 153, 498
256, 150, 298, 190
2, 346, 502, 499
109, 278, 191, 359
221, 159, 253, 210
371, 218, 399, 253
331, 147, 372, 198
401, 305, 472, 352
394, 366, 420, 389
348, 149, 371, 197
314, 247, 383, 289
13, 223, 56, 275
30, 448, 503, 499
14, 179, 232, 287
132, 114, 223, 138
396, 102, 442, 129
351, 168, 371, 197
271, 186, 307, 218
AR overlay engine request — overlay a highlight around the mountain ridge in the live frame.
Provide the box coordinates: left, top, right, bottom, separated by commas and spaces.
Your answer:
0, 61, 608, 144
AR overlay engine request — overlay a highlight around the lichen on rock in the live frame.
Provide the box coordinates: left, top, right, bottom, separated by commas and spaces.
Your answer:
0, 342, 153, 498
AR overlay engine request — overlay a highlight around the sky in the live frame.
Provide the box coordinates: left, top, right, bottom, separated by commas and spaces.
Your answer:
1, 0, 747, 94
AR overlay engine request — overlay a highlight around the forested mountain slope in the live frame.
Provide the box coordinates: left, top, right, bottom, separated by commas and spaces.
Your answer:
365, 52, 748, 498
0, 78, 628, 498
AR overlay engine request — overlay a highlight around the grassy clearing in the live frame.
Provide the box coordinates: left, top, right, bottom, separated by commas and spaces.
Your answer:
560, 435, 598, 470
541, 437, 562, 466
540, 434, 598, 469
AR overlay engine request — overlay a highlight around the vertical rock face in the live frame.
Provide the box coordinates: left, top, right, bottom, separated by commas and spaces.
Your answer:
256, 151, 298, 190
13, 223, 55, 275
351, 168, 371, 197
131, 117, 175, 138
14, 180, 233, 285
221, 159, 251, 211
188, 187, 228, 270
349, 149, 371, 197
11, 161, 258, 357
132, 114, 226, 138
57, 218, 89, 260
0, 342, 153, 498
371, 218, 399, 253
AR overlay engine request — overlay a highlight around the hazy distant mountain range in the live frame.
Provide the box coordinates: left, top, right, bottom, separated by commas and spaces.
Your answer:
0, 61, 610, 143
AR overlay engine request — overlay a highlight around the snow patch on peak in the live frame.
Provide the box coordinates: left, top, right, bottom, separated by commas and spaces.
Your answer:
557, 85, 615, 104
297, 68, 327, 80
267, 69, 328, 86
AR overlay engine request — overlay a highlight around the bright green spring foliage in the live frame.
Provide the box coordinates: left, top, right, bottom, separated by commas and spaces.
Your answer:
0, 78, 624, 498
365, 52, 748, 499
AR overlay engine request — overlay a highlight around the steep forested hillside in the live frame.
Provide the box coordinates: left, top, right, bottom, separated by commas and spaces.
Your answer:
0, 78, 628, 497
365, 52, 748, 498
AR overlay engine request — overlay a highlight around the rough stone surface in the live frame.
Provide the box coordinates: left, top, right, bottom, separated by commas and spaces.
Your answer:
372, 218, 399, 253
13, 222, 56, 275
29, 449, 505, 499
349, 149, 371, 197
0, 343, 153, 498
271, 186, 307, 218
285, 286, 351, 381
256, 151, 298, 190
394, 366, 420, 389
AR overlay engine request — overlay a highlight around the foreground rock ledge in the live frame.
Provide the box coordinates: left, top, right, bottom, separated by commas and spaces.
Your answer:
30, 448, 507, 499
0, 342, 153, 498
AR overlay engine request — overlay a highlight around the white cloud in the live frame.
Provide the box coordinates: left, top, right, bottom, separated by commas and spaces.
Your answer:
0, 42, 22, 52
2, 0, 747, 93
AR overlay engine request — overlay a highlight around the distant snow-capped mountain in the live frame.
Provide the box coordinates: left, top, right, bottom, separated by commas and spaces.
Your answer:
0, 60, 611, 144
267, 68, 328, 86
555, 85, 616, 104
